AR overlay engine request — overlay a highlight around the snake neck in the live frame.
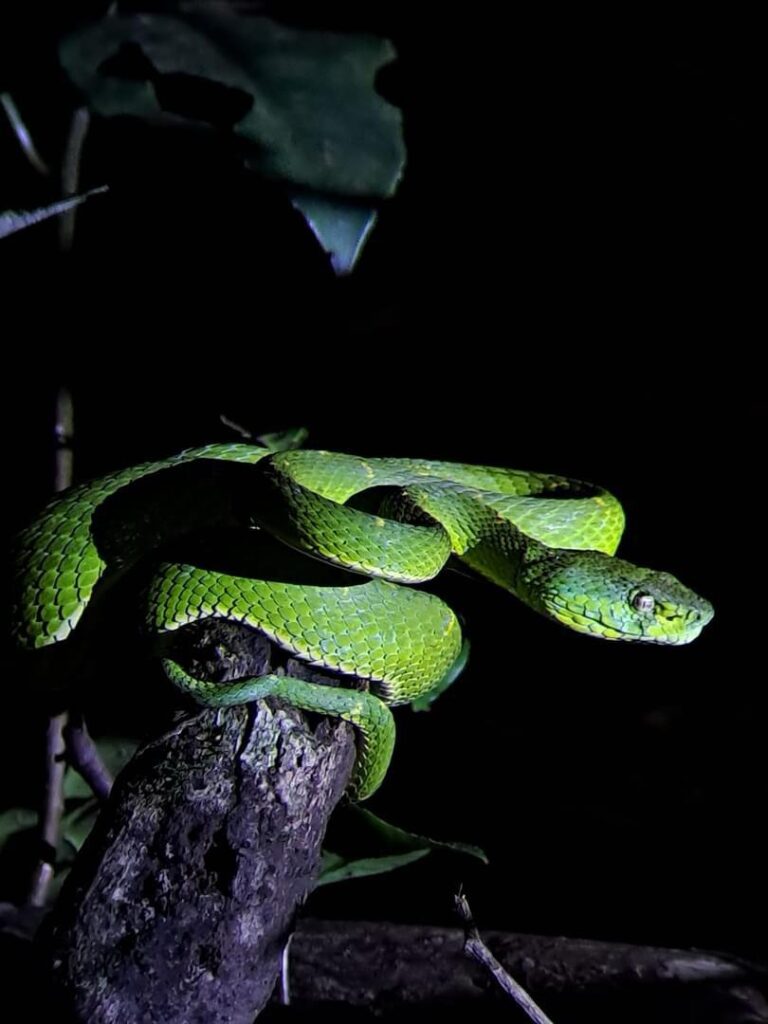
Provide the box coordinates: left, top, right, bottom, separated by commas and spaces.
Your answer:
456, 522, 554, 598
511, 543, 580, 612
458, 526, 616, 632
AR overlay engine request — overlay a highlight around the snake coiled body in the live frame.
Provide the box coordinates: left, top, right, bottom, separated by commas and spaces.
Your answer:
12, 444, 713, 798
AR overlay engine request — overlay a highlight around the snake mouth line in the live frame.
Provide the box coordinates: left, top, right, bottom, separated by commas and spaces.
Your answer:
545, 600, 708, 645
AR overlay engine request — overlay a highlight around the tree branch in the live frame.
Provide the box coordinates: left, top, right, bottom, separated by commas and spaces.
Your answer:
28, 387, 75, 907
455, 891, 555, 1022
285, 919, 768, 1022
36, 622, 357, 1023
26, 714, 68, 907
63, 713, 113, 802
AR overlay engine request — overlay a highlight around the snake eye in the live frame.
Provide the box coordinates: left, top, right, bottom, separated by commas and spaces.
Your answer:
633, 593, 655, 614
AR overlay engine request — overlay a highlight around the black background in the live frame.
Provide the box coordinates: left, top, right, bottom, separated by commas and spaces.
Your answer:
1, 0, 762, 970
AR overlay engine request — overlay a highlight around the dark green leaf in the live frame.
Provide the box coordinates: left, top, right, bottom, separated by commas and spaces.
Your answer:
59, 13, 405, 271
348, 805, 488, 864
317, 847, 430, 886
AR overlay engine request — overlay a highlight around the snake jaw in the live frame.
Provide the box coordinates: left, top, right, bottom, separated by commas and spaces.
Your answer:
530, 551, 714, 645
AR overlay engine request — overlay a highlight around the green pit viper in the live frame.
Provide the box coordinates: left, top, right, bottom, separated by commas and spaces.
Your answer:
12, 444, 714, 799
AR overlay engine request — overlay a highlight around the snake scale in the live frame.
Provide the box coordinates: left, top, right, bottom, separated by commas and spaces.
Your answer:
12, 444, 714, 799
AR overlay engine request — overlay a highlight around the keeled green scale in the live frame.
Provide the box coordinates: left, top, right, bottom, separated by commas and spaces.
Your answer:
11, 444, 270, 649
150, 564, 461, 703
12, 443, 713, 797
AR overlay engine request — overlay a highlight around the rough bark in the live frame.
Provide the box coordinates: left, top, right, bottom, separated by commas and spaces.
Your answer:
36, 622, 357, 1023
288, 918, 766, 1002
6, 910, 766, 1022
283, 920, 768, 1022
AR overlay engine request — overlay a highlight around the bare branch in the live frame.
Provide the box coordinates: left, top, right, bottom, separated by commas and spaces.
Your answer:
455, 892, 556, 1023
59, 107, 91, 252
286, 919, 767, 1021
1, 187, 108, 241
219, 412, 254, 439
0, 92, 50, 175
63, 713, 114, 802
27, 714, 68, 907
53, 386, 74, 493
28, 388, 76, 906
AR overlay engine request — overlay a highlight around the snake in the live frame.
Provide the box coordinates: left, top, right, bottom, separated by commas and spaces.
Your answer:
11, 443, 714, 799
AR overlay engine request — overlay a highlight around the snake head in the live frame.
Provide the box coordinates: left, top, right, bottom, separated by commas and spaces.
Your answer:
533, 550, 714, 644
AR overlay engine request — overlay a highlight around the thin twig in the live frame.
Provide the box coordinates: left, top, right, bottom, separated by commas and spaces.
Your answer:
455, 892, 556, 1024
27, 388, 75, 907
219, 412, 254, 439
63, 714, 113, 802
27, 715, 68, 907
53, 386, 74, 493
0, 92, 50, 175
0, 187, 109, 241
59, 107, 91, 252
280, 932, 294, 1005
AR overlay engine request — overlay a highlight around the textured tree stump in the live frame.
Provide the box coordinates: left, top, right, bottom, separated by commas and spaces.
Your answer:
37, 621, 357, 1023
